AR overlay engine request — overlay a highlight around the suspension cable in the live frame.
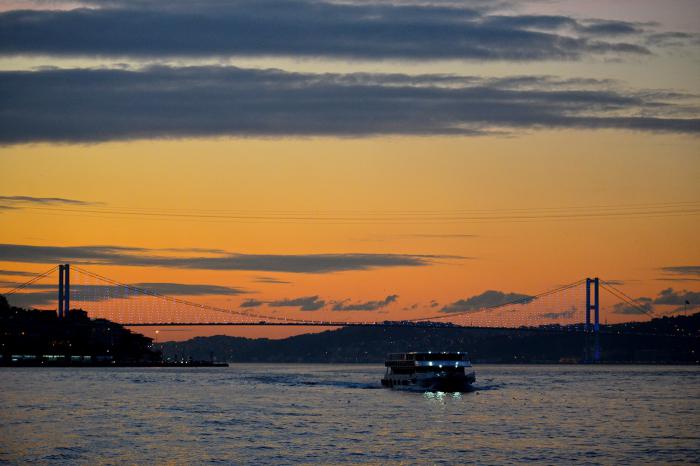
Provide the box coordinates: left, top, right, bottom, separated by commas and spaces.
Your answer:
69, 266, 594, 325
408, 278, 587, 321
3, 265, 59, 295
599, 282, 655, 318
71, 265, 313, 323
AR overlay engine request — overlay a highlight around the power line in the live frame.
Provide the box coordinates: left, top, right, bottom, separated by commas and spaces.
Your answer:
14, 201, 700, 225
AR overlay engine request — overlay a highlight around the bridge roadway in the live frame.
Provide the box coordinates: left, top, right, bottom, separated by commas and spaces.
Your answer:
123, 322, 454, 327
122, 322, 590, 333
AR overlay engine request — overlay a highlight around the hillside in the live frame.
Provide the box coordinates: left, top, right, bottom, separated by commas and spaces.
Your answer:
159, 313, 700, 364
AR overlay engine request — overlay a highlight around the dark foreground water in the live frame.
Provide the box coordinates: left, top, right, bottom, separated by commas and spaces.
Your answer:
1, 365, 699, 464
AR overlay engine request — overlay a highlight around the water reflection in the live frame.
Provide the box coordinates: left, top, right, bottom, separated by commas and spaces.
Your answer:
1, 365, 698, 464
422, 391, 464, 404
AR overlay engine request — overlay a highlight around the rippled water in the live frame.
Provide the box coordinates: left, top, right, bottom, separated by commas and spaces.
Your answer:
1, 365, 699, 464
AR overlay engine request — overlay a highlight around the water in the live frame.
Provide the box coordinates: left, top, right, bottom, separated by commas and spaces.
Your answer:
1, 365, 699, 464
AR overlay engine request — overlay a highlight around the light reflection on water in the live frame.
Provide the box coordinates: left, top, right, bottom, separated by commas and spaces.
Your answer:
1, 364, 699, 464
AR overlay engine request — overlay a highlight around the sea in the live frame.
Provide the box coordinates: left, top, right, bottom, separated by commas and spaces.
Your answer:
1, 364, 698, 465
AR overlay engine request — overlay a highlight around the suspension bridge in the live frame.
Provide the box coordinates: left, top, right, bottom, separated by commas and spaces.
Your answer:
2, 264, 653, 333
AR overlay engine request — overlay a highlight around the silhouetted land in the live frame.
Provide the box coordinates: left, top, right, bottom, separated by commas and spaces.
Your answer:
2, 293, 697, 365
0, 295, 163, 366
160, 313, 700, 364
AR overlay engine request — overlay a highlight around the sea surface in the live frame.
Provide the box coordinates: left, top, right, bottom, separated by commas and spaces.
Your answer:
1, 364, 699, 465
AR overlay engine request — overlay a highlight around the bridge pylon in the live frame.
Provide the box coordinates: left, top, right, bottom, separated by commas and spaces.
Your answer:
585, 277, 601, 362
57, 264, 70, 318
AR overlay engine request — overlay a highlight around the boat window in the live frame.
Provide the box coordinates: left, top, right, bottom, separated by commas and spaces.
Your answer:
414, 353, 464, 361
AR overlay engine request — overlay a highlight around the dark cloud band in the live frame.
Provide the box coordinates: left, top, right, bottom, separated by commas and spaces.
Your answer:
0, 243, 442, 273
0, 0, 663, 61
1, 66, 697, 143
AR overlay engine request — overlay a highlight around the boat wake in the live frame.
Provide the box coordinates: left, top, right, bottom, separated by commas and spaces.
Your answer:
245, 373, 381, 390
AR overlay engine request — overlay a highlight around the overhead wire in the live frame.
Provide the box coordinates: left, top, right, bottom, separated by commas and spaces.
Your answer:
13, 200, 700, 225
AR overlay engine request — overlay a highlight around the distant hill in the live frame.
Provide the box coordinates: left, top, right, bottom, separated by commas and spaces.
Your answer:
159, 313, 700, 364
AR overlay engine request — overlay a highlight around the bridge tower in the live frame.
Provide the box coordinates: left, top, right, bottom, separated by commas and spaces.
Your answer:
585, 277, 601, 362
57, 264, 70, 318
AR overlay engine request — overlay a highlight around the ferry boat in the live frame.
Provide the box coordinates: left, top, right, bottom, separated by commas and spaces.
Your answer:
381, 351, 475, 391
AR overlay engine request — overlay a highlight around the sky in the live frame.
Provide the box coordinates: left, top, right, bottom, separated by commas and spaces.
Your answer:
0, 0, 698, 340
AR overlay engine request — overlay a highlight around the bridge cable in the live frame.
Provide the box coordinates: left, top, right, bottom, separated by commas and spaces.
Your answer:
3, 265, 59, 296
70, 267, 591, 326
408, 278, 587, 322
599, 282, 656, 318
71, 265, 318, 324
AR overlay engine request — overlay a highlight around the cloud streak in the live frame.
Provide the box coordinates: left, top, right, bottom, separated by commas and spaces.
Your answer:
253, 276, 291, 285
0, 0, 678, 61
0, 269, 35, 277
269, 296, 326, 311
442, 290, 534, 313
0, 243, 442, 273
541, 309, 577, 319
1, 66, 698, 144
0, 195, 97, 209
659, 266, 700, 277
332, 294, 398, 311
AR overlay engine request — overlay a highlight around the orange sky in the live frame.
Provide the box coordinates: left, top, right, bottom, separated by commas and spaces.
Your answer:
1, 132, 698, 339
0, 1, 698, 340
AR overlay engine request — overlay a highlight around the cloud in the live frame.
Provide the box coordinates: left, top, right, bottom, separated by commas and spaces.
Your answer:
653, 288, 700, 306
5, 291, 58, 308
0, 269, 35, 277
406, 234, 478, 239
240, 298, 264, 308
332, 294, 398, 311
0, 195, 97, 209
269, 296, 326, 311
657, 278, 700, 283
0, 243, 443, 273
253, 276, 291, 285
130, 282, 246, 296
217, 296, 319, 311
609, 288, 699, 316
659, 266, 700, 277
541, 308, 577, 319
645, 32, 700, 47
441, 290, 534, 313
1, 66, 698, 144
613, 297, 653, 315
0, 0, 668, 61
